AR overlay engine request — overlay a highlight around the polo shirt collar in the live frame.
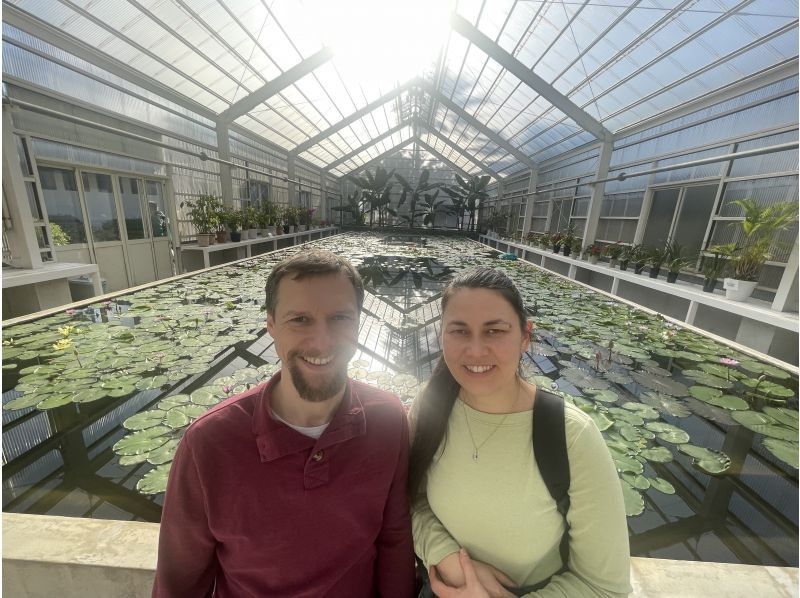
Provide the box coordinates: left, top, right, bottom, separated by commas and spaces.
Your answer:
253, 370, 366, 462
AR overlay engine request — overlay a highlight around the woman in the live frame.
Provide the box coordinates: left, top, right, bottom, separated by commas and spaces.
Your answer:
409, 267, 631, 597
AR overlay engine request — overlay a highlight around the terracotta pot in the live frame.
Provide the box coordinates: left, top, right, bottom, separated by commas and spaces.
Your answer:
196, 233, 213, 247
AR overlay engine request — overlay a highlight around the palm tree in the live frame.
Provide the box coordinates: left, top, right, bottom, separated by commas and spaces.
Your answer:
330, 190, 366, 225
347, 166, 396, 228
420, 190, 448, 229
441, 174, 491, 231
395, 169, 439, 228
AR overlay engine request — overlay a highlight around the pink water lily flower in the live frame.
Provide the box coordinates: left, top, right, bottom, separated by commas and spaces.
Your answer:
720, 357, 740, 366
65, 308, 76, 315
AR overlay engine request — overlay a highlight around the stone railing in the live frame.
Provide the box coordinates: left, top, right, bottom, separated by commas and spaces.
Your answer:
3, 514, 797, 597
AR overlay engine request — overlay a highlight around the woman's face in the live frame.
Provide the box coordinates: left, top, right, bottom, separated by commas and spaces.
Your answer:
441, 287, 531, 399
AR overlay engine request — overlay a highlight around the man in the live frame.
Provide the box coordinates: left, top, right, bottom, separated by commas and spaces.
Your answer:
153, 250, 415, 597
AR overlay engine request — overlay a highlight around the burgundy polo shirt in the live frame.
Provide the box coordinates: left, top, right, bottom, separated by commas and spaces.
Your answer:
152, 371, 415, 598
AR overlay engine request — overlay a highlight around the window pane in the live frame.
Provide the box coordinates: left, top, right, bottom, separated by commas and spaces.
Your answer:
15, 136, 32, 176
82, 172, 120, 242
119, 177, 147, 240
25, 182, 43, 220
145, 180, 168, 238
39, 166, 86, 244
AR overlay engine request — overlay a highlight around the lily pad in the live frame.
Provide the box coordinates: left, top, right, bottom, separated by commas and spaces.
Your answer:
587, 389, 619, 403
136, 463, 172, 495
639, 392, 691, 418
762, 407, 799, 430
762, 438, 798, 469
113, 428, 171, 456
147, 439, 180, 465
731, 411, 797, 441
123, 409, 167, 430
640, 446, 673, 463
678, 444, 731, 474
631, 371, 689, 396
649, 477, 676, 494
578, 405, 614, 432
620, 480, 645, 516
644, 422, 690, 444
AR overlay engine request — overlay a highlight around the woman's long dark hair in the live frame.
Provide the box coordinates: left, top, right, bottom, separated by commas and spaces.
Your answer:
407, 266, 528, 497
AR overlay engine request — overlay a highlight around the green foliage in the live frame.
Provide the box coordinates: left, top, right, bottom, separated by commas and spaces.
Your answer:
182, 194, 223, 234
347, 166, 396, 227
395, 169, 438, 228
441, 174, 490, 231
49, 222, 71, 246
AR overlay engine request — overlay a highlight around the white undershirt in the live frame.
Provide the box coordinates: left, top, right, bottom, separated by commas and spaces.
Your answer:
271, 410, 329, 439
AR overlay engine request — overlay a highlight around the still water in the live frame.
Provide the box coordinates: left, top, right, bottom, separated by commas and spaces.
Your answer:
2, 233, 797, 566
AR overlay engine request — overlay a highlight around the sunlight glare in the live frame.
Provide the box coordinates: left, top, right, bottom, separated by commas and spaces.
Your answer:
308, 0, 451, 89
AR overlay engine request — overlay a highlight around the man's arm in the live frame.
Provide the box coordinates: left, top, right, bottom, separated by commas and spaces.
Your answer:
152, 429, 217, 598
375, 404, 416, 598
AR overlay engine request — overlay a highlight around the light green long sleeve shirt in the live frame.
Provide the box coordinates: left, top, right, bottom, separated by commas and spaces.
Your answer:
411, 398, 632, 597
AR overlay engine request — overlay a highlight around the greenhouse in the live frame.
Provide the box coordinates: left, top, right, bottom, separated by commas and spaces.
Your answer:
1, 1, 798, 596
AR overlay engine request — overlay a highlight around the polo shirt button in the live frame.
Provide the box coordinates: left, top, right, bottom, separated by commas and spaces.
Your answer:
312, 450, 324, 462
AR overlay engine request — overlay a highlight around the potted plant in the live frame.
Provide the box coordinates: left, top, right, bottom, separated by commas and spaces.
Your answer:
618, 245, 631, 271
664, 239, 691, 283
221, 207, 242, 243
242, 205, 259, 238
283, 205, 299, 233
562, 226, 576, 256
604, 242, 623, 268
702, 244, 734, 293
647, 246, 665, 278
632, 244, 647, 274
569, 236, 582, 258
584, 242, 603, 264
261, 201, 280, 236
722, 199, 797, 301
550, 231, 564, 253
182, 194, 222, 247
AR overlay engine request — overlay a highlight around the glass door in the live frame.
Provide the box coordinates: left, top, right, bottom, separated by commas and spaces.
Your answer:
641, 188, 680, 248
642, 184, 717, 257
118, 176, 157, 286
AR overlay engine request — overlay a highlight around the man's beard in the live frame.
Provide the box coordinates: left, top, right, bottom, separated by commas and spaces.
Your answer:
286, 350, 349, 403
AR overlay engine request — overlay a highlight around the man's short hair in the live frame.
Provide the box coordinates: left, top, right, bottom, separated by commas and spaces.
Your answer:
265, 250, 364, 316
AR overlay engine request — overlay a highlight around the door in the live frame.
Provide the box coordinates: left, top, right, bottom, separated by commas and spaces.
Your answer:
641, 189, 680, 248
118, 176, 157, 287
80, 171, 130, 292
145, 180, 174, 279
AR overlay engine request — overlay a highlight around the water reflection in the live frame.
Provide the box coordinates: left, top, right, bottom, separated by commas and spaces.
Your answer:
2, 233, 797, 567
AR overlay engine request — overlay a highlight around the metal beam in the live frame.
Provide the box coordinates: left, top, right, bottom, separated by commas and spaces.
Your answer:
326, 120, 413, 170
291, 78, 420, 156
3, 4, 217, 121
218, 47, 333, 124
346, 138, 417, 176
421, 127, 500, 179
420, 82, 536, 170
415, 140, 474, 180
450, 13, 611, 141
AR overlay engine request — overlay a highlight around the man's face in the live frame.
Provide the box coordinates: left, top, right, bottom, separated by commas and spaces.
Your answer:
266, 272, 360, 402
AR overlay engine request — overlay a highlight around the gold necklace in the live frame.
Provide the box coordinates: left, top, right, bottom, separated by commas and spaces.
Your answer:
461, 401, 509, 462
460, 381, 523, 462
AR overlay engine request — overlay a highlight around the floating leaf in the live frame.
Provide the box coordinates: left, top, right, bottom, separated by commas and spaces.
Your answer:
620, 480, 645, 516
147, 439, 180, 465
649, 477, 676, 494
621, 402, 660, 420
731, 411, 797, 441
739, 360, 792, 379
622, 472, 651, 490
587, 389, 619, 403
123, 409, 167, 430
639, 392, 691, 418
113, 428, 171, 456
763, 407, 799, 430
678, 444, 731, 474
681, 370, 733, 389
612, 453, 644, 475
135, 375, 169, 391
579, 405, 614, 431
644, 422, 690, 444
35, 393, 75, 410
136, 463, 172, 495
762, 438, 798, 469
4, 393, 47, 410
631, 371, 689, 396
640, 446, 673, 463
165, 409, 190, 429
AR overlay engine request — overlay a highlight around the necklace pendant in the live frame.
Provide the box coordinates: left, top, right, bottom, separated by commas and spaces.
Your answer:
472, 451, 479, 462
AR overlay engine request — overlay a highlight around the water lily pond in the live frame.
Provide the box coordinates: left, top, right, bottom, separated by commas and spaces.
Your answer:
2, 233, 797, 566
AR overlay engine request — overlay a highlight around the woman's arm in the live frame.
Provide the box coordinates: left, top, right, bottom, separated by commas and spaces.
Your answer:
523, 417, 632, 598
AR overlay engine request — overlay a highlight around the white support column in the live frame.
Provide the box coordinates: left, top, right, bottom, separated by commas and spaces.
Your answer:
521, 169, 537, 237
319, 169, 328, 222
165, 164, 183, 274
287, 157, 297, 205
583, 140, 613, 244
2, 107, 42, 269
216, 124, 234, 207
772, 239, 798, 312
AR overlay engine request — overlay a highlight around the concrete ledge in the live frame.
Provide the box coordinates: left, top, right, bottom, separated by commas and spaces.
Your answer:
3, 513, 798, 597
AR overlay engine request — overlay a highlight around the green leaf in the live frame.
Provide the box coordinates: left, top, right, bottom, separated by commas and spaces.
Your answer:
620, 480, 645, 516
123, 409, 167, 431
136, 463, 172, 495
678, 444, 731, 474
165, 409, 190, 429
640, 446, 673, 463
147, 439, 180, 465
649, 477, 676, 494
762, 407, 799, 430
35, 393, 75, 410
644, 422, 690, 444
113, 429, 170, 456
762, 438, 798, 469
731, 411, 797, 440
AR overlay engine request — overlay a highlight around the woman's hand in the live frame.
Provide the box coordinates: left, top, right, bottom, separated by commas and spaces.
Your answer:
430, 549, 515, 598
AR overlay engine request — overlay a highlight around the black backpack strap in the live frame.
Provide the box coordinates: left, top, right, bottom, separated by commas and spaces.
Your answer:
532, 389, 571, 572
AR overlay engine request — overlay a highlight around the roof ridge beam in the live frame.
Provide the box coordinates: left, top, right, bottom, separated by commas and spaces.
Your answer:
415, 139, 473, 179
420, 82, 536, 169
450, 13, 611, 141
218, 47, 333, 124
326, 120, 413, 170
291, 78, 421, 156
344, 138, 417, 176
421, 126, 500, 179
